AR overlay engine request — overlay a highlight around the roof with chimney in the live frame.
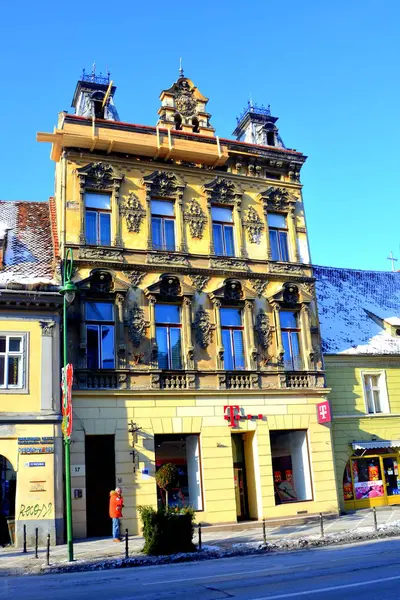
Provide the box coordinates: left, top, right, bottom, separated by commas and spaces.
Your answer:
0, 200, 55, 286
314, 265, 400, 356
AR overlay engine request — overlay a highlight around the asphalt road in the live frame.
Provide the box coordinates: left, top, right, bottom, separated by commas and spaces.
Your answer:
3, 537, 400, 599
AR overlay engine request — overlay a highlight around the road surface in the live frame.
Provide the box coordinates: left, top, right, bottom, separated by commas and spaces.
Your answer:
2, 537, 400, 599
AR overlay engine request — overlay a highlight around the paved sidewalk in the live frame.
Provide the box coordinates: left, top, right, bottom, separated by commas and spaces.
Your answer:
1, 505, 400, 575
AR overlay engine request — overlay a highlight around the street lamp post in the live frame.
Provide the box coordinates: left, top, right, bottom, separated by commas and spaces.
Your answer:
60, 248, 77, 562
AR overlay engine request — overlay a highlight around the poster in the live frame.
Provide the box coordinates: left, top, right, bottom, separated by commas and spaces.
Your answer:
354, 480, 384, 500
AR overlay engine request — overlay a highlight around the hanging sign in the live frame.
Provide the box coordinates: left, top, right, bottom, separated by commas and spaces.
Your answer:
317, 400, 332, 424
61, 363, 74, 439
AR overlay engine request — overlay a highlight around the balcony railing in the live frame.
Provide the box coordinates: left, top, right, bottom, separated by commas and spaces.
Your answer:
285, 372, 325, 389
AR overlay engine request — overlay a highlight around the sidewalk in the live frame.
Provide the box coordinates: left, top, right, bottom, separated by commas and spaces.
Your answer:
2, 505, 400, 576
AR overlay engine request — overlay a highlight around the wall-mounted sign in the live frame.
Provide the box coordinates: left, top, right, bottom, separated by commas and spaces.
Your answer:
19, 447, 54, 455
26, 462, 46, 467
18, 437, 54, 445
224, 406, 264, 427
71, 464, 86, 476
29, 481, 46, 492
317, 400, 332, 424
73, 488, 85, 499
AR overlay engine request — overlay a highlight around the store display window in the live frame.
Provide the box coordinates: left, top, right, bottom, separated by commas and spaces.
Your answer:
343, 455, 400, 504
155, 434, 203, 511
270, 430, 313, 504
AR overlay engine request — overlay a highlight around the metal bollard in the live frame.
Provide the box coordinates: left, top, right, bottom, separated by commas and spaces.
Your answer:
263, 518, 267, 545
46, 534, 50, 566
320, 512, 324, 538
125, 529, 129, 559
198, 523, 202, 551
23, 524, 27, 553
373, 507, 378, 531
35, 528, 39, 559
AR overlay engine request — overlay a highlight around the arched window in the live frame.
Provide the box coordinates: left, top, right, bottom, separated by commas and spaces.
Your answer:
174, 113, 183, 130
192, 117, 200, 133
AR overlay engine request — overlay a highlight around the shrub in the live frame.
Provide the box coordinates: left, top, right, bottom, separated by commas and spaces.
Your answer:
155, 463, 178, 506
138, 505, 196, 555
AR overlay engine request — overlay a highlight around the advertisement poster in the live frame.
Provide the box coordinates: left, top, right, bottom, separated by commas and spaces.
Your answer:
354, 480, 384, 500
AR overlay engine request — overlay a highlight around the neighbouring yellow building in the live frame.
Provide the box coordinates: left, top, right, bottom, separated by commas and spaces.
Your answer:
38, 68, 339, 538
0, 200, 63, 546
315, 265, 400, 511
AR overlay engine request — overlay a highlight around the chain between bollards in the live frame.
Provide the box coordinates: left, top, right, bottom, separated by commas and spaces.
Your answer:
263, 518, 267, 545
373, 507, 378, 531
46, 534, 50, 566
198, 523, 202, 551
125, 529, 129, 559
35, 527, 39, 559
23, 524, 27, 553
320, 512, 324, 538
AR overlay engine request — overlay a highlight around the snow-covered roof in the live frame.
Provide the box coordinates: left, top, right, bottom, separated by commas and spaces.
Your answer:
314, 265, 400, 355
0, 201, 55, 285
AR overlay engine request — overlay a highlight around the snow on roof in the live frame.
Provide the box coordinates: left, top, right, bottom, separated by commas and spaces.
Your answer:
314, 265, 400, 355
0, 201, 55, 285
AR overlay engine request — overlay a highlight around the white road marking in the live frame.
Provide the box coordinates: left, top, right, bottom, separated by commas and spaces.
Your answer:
252, 573, 400, 599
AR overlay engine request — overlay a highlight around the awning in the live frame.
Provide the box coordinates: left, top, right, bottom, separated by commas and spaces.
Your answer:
351, 440, 400, 450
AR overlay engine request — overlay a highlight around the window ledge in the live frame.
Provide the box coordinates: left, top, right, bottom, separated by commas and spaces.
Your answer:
333, 412, 394, 420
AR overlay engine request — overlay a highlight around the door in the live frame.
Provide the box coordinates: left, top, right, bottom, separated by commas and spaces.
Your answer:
85, 435, 116, 537
231, 435, 249, 521
383, 456, 400, 505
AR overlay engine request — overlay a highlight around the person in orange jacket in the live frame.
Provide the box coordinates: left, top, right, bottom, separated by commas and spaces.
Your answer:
109, 487, 124, 541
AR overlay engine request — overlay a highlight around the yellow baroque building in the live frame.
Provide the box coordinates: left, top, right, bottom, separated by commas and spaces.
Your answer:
38, 68, 339, 538
0, 200, 63, 546
315, 266, 400, 512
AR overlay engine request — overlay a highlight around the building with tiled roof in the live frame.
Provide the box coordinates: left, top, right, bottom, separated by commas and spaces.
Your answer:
0, 200, 56, 286
314, 265, 400, 513
0, 200, 63, 547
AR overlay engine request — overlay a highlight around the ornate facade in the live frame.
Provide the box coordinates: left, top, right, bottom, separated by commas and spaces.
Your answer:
39, 68, 338, 537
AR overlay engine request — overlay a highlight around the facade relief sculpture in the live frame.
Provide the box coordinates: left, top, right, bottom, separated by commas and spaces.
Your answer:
128, 303, 149, 347
251, 279, 268, 296
189, 274, 210, 292
120, 192, 146, 233
123, 270, 145, 287
255, 309, 272, 350
193, 307, 214, 349
243, 207, 264, 244
183, 199, 207, 239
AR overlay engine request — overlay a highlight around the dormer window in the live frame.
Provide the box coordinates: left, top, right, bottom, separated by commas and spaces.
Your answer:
174, 114, 183, 131
267, 131, 275, 146
91, 91, 106, 119
192, 117, 200, 133
85, 192, 111, 246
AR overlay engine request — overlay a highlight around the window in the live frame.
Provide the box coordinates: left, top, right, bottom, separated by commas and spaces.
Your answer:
155, 434, 203, 510
221, 307, 245, 370
155, 304, 182, 369
0, 335, 24, 389
151, 200, 176, 251
85, 192, 111, 246
363, 372, 389, 414
86, 302, 115, 369
212, 206, 235, 256
270, 430, 312, 504
268, 213, 289, 262
281, 311, 302, 371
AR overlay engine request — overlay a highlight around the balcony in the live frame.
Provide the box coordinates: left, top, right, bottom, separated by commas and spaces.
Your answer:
219, 372, 259, 390
285, 372, 325, 389
74, 369, 130, 390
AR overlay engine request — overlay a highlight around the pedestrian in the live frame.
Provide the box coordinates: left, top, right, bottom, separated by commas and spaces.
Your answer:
109, 487, 124, 541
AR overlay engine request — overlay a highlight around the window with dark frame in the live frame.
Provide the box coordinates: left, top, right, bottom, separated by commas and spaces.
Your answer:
220, 307, 245, 370
155, 304, 182, 369
268, 213, 289, 262
0, 335, 24, 388
281, 311, 302, 371
86, 302, 115, 369
212, 205, 235, 257
151, 200, 176, 251
85, 192, 112, 246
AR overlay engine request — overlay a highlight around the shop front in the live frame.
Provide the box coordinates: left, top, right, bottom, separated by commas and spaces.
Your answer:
342, 441, 400, 510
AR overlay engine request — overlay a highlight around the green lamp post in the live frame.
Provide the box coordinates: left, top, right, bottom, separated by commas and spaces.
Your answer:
60, 248, 78, 562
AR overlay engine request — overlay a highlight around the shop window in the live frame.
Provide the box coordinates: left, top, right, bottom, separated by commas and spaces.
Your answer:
155, 434, 203, 510
86, 302, 115, 369
0, 334, 25, 389
343, 457, 385, 502
212, 205, 235, 257
151, 200, 176, 251
362, 372, 389, 414
281, 311, 302, 371
268, 213, 289, 262
85, 192, 111, 246
155, 304, 182, 369
221, 307, 245, 370
270, 430, 312, 504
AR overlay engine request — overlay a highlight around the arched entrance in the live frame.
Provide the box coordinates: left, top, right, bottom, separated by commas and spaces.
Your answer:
0, 455, 16, 546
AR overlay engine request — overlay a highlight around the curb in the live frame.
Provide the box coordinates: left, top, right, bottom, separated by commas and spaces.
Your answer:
33, 525, 400, 576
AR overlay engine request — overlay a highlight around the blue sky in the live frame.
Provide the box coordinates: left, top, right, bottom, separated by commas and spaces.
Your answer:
1, 0, 399, 271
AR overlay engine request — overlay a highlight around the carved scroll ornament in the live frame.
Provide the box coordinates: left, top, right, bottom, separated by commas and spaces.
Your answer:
243, 207, 264, 244
120, 192, 146, 233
